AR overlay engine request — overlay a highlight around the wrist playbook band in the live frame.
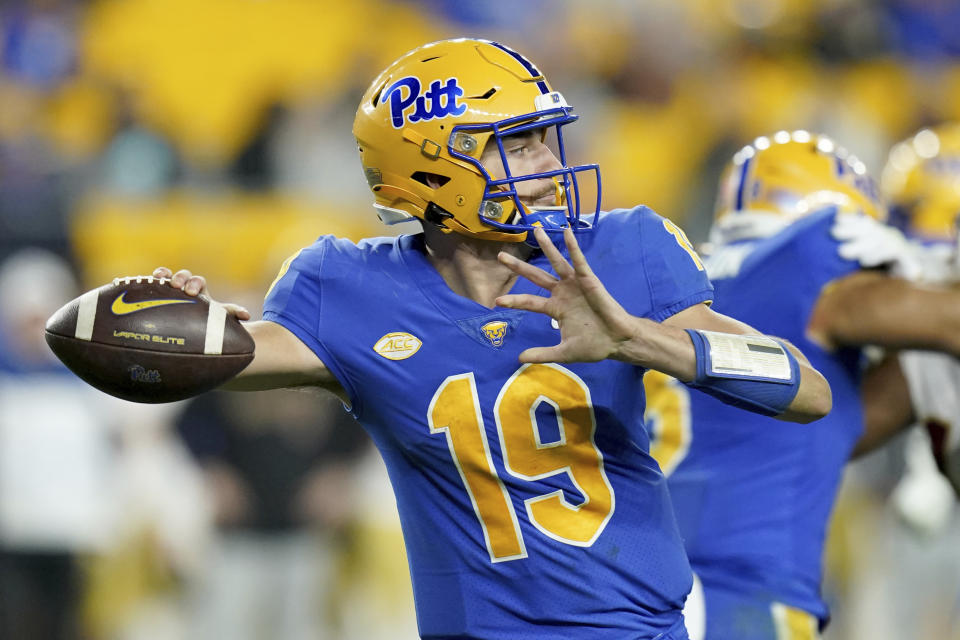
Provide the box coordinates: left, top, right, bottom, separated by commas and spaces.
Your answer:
684, 329, 801, 417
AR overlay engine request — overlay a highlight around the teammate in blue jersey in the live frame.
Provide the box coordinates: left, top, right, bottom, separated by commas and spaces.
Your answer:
155, 41, 831, 639
644, 130, 960, 640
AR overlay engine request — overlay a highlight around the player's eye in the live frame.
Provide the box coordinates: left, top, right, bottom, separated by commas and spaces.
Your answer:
508, 139, 533, 155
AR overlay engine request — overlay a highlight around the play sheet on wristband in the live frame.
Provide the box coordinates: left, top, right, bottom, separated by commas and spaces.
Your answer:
701, 331, 792, 381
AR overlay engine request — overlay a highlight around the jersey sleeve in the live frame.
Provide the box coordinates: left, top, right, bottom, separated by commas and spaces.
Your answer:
636, 208, 714, 321
261, 238, 360, 411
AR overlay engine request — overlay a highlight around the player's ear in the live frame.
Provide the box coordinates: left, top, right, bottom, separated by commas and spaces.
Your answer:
422, 172, 446, 189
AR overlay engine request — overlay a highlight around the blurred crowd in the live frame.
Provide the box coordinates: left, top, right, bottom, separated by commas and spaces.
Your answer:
1, 0, 960, 638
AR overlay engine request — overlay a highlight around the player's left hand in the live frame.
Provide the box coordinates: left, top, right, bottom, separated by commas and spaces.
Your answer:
496, 226, 639, 363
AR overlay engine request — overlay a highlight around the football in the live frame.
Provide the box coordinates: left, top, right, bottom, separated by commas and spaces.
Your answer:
45, 276, 255, 403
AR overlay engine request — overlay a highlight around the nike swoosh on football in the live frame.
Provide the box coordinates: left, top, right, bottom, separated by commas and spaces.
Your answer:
111, 292, 196, 315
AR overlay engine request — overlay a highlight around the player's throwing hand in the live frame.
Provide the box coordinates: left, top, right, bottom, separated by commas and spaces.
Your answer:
496, 226, 640, 364
152, 266, 251, 320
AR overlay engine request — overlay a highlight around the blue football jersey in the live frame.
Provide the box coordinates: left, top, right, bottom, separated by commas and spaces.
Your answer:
661, 207, 864, 625
263, 206, 713, 639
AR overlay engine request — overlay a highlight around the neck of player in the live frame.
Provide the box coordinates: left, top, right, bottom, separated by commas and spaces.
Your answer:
422, 223, 534, 309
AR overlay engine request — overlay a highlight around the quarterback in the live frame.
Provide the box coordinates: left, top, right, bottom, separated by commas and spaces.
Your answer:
158, 40, 829, 639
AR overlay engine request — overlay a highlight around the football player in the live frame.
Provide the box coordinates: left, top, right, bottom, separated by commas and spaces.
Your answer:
645, 130, 960, 640
155, 40, 831, 639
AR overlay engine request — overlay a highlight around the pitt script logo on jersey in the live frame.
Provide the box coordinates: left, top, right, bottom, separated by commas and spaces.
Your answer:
384, 76, 466, 129
481, 321, 508, 347
373, 332, 422, 360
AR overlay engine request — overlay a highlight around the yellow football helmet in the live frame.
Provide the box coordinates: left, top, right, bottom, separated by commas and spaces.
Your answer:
881, 123, 960, 242
352, 38, 600, 243
712, 130, 884, 243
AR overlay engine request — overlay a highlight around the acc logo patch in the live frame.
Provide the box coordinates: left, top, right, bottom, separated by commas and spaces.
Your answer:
384, 76, 466, 129
481, 321, 508, 347
373, 332, 422, 360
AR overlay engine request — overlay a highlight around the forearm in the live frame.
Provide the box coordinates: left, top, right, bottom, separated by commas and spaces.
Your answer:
611, 317, 697, 381
776, 340, 833, 423
220, 320, 346, 400
616, 315, 830, 422
812, 272, 960, 355
222, 365, 329, 392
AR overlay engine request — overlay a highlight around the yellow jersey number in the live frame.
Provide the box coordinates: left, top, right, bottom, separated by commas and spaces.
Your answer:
428, 363, 615, 563
643, 370, 692, 476
663, 219, 705, 271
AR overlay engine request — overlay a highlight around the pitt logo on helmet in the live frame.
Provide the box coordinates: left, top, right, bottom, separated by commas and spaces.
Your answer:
384, 76, 466, 129
481, 321, 508, 347
373, 332, 422, 360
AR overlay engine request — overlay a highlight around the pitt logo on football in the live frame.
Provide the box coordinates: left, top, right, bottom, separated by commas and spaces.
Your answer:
373, 332, 422, 360
481, 321, 508, 347
384, 76, 466, 129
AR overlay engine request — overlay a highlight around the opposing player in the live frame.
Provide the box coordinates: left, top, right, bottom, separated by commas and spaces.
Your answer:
864, 123, 960, 499
156, 40, 830, 639
644, 130, 960, 640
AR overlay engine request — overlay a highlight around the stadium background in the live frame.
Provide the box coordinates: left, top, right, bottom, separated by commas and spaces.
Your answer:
0, 0, 958, 638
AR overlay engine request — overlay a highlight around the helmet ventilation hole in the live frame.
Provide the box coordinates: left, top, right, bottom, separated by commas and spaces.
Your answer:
371, 81, 387, 107
468, 88, 498, 100
412, 172, 450, 188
